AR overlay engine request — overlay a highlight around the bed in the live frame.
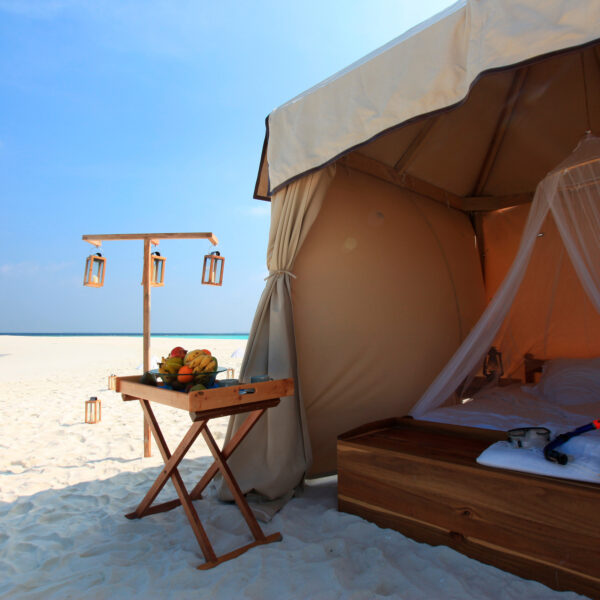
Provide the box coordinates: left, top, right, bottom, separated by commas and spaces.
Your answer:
337, 356, 600, 598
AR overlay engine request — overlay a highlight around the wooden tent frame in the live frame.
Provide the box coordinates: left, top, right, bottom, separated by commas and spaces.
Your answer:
82, 232, 218, 456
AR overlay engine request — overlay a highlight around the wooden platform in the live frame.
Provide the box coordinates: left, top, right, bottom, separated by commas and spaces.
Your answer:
337, 417, 600, 598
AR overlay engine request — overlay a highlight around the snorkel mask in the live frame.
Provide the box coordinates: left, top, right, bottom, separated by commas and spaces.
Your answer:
507, 427, 551, 449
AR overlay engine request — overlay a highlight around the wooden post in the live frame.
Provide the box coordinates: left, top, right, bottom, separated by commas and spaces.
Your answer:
143, 238, 152, 457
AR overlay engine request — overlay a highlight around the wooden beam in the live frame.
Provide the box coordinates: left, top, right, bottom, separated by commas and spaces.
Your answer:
393, 116, 438, 173
340, 152, 463, 211
143, 238, 152, 458
473, 68, 528, 196
472, 212, 486, 284
460, 192, 533, 212
83, 232, 218, 245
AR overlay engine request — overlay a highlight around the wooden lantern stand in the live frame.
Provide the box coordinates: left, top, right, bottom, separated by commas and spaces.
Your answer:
82, 232, 219, 457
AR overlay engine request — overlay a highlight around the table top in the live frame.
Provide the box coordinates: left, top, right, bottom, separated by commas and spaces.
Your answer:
116, 376, 294, 416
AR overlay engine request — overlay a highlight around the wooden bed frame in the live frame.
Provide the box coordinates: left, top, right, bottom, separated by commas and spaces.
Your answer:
337, 358, 600, 598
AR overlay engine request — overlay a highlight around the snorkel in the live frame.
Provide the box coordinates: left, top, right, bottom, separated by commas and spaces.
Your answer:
543, 419, 600, 464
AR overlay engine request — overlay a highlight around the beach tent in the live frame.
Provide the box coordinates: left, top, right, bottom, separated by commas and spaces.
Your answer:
223, 0, 600, 500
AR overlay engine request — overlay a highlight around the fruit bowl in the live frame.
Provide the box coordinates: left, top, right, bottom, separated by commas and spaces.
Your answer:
150, 367, 226, 391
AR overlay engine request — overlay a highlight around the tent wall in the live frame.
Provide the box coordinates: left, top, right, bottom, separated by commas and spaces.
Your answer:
482, 205, 600, 375
292, 167, 485, 476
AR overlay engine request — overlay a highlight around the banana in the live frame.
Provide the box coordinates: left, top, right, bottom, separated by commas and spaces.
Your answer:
163, 357, 183, 374
204, 357, 217, 372
193, 354, 213, 371
184, 350, 205, 366
188, 355, 205, 369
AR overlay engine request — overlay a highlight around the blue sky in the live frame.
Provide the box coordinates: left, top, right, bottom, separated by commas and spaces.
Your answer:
0, 0, 454, 333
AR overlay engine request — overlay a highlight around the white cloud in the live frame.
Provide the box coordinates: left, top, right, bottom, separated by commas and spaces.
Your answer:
244, 205, 270, 218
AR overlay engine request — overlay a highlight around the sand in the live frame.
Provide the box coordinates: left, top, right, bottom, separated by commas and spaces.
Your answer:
0, 336, 587, 599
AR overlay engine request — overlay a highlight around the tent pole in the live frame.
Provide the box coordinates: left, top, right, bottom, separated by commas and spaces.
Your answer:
143, 238, 152, 457
393, 116, 438, 173
473, 68, 528, 196
472, 213, 486, 284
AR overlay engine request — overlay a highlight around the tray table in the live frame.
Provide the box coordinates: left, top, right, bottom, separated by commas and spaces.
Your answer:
115, 376, 294, 569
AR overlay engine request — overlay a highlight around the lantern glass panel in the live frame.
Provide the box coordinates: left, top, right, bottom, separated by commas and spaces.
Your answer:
151, 255, 165, 286
84, 255, 105, 287
213, 258, 223, 284
202, 254, 224, 286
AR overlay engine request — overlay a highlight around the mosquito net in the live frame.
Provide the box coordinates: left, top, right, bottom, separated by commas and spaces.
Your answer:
411, 132, 600, 416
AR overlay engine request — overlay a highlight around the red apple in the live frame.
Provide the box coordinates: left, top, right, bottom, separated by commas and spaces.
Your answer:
169, 346, 187, 359
200, 349, 211, 355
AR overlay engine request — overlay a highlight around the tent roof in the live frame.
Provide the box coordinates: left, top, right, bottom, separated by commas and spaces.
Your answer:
255, 0, 600, 201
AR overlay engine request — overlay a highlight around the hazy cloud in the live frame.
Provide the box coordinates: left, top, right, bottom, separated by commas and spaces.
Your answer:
244, 205, 270, 218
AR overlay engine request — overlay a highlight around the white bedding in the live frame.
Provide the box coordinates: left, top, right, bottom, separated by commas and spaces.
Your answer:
422, 373, 600, 483
422, 382, 598, 435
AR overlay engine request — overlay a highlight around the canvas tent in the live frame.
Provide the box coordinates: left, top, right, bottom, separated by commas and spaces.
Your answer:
224, 0, 600, 500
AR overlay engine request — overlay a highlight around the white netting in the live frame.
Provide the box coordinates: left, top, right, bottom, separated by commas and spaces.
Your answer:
411, 133, 600, 416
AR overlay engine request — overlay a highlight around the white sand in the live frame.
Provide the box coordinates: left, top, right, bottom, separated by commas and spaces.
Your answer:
0, 336, 587, 599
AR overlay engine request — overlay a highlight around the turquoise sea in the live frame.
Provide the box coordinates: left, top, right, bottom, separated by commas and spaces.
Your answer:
0, 333, 249, 340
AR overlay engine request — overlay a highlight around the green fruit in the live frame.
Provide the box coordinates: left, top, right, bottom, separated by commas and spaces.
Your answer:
139, 372, 157, 386
189, 383, 206, 392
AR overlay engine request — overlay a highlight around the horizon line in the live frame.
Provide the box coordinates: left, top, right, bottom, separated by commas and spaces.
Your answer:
0, 332, 250, 336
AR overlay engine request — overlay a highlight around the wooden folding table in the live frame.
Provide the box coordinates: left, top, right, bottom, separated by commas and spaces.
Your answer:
115, 376, 294, 569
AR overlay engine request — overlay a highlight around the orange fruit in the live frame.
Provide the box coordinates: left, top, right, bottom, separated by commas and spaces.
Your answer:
177, 365, 194, 383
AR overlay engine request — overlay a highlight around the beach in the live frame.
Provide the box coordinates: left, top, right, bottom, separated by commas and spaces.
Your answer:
0, 336, 586, 599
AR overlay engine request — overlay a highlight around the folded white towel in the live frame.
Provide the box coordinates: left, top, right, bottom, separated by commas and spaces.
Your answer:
476, 437, 600, 484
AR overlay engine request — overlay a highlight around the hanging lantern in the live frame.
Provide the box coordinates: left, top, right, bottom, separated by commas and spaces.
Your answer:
151, 251, 166, 287
202, 251, 224, 286
83, 253, 106, 287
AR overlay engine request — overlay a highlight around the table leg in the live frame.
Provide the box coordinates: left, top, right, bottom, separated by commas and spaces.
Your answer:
125, 399, 282, 569
132, 407, 268, 515
202, 425, 266, 542
189, 408, 267, 500
127, 400, 218, 564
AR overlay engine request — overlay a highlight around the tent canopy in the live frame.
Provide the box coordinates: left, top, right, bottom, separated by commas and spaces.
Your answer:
255, 0, 600, 208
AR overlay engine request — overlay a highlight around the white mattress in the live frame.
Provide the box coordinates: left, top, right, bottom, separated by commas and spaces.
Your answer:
422, 382, 600, 483
422, 382, 597, 435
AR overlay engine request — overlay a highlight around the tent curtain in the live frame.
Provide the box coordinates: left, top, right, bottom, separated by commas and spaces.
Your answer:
411, 132, 600, 417
220, 165, 336, 500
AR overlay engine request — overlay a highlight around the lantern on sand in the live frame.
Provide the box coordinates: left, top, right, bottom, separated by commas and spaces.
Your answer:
85, 396, 101, 424
83, 253, 106, 287
151, 251, 166, 287
202, 251, 224, 286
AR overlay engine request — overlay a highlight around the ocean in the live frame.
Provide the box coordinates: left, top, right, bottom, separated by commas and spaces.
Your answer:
0, 333, 249, 339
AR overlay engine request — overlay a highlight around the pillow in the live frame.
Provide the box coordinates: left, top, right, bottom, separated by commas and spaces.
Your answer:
532, 357, 600, 406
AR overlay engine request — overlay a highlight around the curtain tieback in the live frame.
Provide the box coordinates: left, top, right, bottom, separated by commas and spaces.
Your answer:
265, 270, 296, 281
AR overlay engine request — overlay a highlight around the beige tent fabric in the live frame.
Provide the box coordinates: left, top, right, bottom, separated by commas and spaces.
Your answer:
292, 167, 485, 475
264, 0, 600, 194
411, 133, 600, 416
483, 205, 600, 376
220, 166, 336, 500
